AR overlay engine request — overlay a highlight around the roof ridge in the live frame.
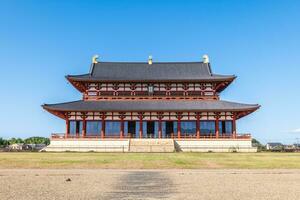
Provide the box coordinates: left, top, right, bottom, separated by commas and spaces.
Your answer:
95, 61, 204, 64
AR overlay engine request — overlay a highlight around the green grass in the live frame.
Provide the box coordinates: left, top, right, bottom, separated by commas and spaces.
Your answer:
0, 152, 300, 169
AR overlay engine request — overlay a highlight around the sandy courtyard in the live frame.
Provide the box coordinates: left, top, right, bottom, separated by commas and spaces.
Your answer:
0, 169, 300, 200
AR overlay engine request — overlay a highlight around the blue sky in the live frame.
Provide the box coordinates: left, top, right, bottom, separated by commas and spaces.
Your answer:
0, 0, 300, 144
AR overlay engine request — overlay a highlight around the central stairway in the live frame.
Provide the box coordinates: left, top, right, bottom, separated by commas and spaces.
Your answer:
129, 139, 175, 152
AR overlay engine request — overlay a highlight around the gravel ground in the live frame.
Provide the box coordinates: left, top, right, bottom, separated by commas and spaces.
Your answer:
0, 169, 300, 200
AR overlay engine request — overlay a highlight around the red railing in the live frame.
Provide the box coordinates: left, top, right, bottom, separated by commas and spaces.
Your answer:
51, 133, 251, 140
83, 91, 218, 100
236, 134, 251, 139
51, 133, 132, 139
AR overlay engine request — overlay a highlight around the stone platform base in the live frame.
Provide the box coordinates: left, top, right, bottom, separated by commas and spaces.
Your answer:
175, 139, 257, 152
42, 139, 130, 152
42, 139, 256, 153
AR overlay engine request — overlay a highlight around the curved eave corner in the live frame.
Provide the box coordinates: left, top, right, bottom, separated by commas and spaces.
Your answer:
214, 75, 236, 93
66, 75, 88, 93
42, 104, 67, 119
236, 104, 260, 119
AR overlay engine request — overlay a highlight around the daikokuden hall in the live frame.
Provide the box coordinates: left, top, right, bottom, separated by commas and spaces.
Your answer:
42, 55, 260, 152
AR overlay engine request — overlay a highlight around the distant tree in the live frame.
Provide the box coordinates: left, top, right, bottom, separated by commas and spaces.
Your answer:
24, 137, 50, 145
252, 138, 266, 151
8, 138, 24, 144
9, 137, 15, 144
0, 138, 9, 146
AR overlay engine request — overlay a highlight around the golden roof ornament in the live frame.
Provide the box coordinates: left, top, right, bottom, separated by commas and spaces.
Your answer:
92, 55, 99, 64
148, 55, 153, 65
203, 54, 209, 63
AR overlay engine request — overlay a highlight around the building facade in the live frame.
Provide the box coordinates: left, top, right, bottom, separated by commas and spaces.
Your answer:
42, 55, 260, 152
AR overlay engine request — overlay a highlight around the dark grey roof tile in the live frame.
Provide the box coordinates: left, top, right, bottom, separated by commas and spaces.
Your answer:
43, 100, 260, 112
67, 62, 235, 81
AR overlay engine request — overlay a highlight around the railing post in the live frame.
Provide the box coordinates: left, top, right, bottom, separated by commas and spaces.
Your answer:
82, 117, 86, 138
177, 118, 181, 139
232, 115, 236, 139
196, 113, 200, 139
158, 118, 162, 139
101, 115, 105, 139
216, 116, 219, 139
65, 118, 69, 139
139, 114, 143, 138
120, 118, 124, 139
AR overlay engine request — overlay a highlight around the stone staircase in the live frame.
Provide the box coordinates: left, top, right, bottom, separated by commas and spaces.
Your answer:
129, 139, 175, 152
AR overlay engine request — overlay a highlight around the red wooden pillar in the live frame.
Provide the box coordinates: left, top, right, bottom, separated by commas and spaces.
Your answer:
65, 118, 69, 138
216, 116, 219, 139
158, 118, 162, 139
196, 113, 200, 139
120, 118, 124, 139
139, 115, 143, 138
177, 118, 181, 139
232, 115, 237, 139
82, 117, 86, 138
101, 115, 105, 139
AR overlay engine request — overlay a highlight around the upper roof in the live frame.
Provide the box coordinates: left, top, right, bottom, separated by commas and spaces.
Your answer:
43, 100, 259, 114
67, 62, 236, 82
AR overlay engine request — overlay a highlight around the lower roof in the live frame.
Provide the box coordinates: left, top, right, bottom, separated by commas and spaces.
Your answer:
43, 100, 260, 113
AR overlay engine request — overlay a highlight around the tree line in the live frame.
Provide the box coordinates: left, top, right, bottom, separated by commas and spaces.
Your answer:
0, 137, 50, 146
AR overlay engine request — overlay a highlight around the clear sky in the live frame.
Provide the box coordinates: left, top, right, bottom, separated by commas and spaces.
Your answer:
0, 0, 300, 144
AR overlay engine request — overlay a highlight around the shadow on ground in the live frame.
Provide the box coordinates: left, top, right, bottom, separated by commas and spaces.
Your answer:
103, 171, 175, 200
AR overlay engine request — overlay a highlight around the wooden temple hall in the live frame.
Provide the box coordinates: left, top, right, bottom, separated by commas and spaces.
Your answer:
42, 55, 260, 152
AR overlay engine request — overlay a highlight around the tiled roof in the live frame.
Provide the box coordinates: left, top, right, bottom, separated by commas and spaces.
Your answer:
43, 100, 260, 113
67, 62, 235, 82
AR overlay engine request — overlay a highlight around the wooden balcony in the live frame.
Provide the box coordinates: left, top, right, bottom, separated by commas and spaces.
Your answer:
51, 133, 251, 140
83, 91, 219, 100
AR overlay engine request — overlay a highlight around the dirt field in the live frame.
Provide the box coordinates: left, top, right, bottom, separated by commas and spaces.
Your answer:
1, 153, 300, 199
1, 169, 300, 200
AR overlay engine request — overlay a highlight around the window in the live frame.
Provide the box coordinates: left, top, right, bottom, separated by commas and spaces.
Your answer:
219, 121, 232, 135
148, 84, 154, 95
225, 121, 233, 134
123, 121, 128, 137
135, 121, 140, 138
105, 121, 121, 136
142, 121, 147, 137
173, 121, 178, 136
86, 121, 101, 135
200, 121, 216, 136
165, 121, 174, 138
69, 120, 82, 135
181, 121, 197, 136
161, 122, 166, 138
126, 121, 136, 137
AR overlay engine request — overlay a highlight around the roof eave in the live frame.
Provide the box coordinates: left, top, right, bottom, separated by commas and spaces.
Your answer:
65, 75, 236, 83
42, 105, 67, 119
66, 76, 86, 92
215, 75, 236, 93
235, 104, 260, 119
42, 103, 260, 116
